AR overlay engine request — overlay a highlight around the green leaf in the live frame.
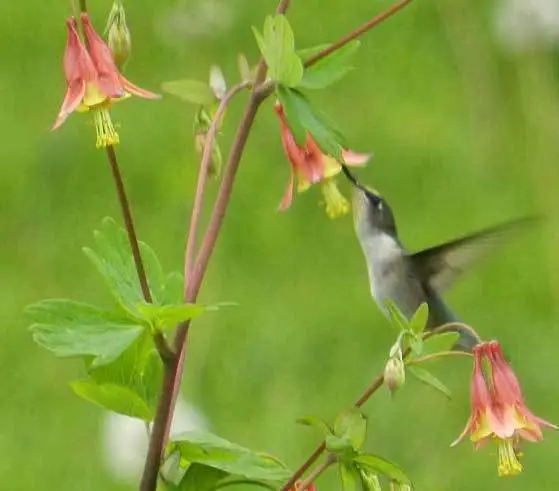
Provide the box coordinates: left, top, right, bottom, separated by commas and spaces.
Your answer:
170, 430, 291, 482
83, 218, 146, 313
383, 299, 409, 331
70, 381, 153, 420
252, 15, 303, 87
409, 302, 429, 334
339, 462, 359, 491
407, 334, 423, 356
276, 85, 345, 158
89, 331, 163, 415
408, 366, 451, 399
325, 434, 354, 455
27, 299, 144, 368
296, 416, 333, 436
355, 454, 411, 485
333, 408, 367, 451
136, 303, 207, 330
297, 44, 330, 61
422, 332, 460, 355
359, 468, 382, 491
179, 463, 227, 491
299, 40, 360, 89
162, 80, 216, 105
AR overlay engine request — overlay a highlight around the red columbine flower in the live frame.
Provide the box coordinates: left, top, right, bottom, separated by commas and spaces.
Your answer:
52, 14, 159, 147
452, 341, 556, 476
274, 103, 370, 218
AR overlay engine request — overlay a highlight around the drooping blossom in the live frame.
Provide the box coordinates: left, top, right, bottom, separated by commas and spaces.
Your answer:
52, 14, 159, 148
273, 103, 370, 218
452, 341, 556, 476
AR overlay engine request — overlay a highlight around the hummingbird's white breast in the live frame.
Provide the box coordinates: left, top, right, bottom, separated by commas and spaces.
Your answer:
358, 232, 425, 319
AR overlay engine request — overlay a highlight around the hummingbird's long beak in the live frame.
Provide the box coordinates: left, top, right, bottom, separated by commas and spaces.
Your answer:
340, 163, 360, 187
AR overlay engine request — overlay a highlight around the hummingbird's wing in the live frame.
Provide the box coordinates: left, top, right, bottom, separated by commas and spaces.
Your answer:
409, 217, 538, 292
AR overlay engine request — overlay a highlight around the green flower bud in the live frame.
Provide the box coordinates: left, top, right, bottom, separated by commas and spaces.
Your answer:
384, 352, 405, 393
105, 0, 132, 70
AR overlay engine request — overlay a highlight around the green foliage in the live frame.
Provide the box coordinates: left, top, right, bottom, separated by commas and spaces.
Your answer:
298, 407, 410, 488
168, 430, 291, 482
26, 218, 228, 420
409, 303, 429, 334
27, 299, 143, 368
83, 218, 182, 314
422, 332, 460, 355
354, 454, 411, 486
276, 85, 345, 159
333, 408, 368, 452
383, 299, 410, 332
178, 463, 228, 491
339, 462, 360, 491
252, 15, 303, 87
161, 79, 216, 105
299, 41, 361, 89
408, 366, 451, 399
70, 381, 153, 420
85, 331, 163, 416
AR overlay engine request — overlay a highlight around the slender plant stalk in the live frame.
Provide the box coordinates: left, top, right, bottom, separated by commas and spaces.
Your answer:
105, 145, 174, 363
183, 81, 250, 280
305, 0, 414, 67
406, 350, 472, 366
280, 322, 481, 490
298, 454, 336, 491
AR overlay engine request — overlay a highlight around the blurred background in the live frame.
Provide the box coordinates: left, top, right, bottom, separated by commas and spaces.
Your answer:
2, 0, 559, 489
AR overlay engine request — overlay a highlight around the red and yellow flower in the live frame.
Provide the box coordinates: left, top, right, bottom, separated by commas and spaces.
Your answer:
274, 103, 370, 218
452, 341, 556, 476
52, 13, 159, 147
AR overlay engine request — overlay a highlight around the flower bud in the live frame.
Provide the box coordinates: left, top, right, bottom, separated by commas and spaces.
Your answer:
384, 353, 405, 393
105, 0, 132, 70
209, 65, 227, 100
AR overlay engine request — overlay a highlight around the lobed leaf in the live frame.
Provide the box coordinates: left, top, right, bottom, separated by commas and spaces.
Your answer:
179, 463, 227, 491
70, 381, 153, 420
170, 430, 291, 482
27, 299, 144, 368
253, 15, 303, 87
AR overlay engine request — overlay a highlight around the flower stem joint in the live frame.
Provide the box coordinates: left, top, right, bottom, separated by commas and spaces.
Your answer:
452, 340, 557, 476
52, 13, 160, 148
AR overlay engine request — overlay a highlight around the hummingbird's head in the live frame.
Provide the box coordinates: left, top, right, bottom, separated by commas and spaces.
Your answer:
351, 184, 397, 240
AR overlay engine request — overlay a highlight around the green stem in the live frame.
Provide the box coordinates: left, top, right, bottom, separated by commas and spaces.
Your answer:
297, 454, 335, 491
406, 350, 472, 366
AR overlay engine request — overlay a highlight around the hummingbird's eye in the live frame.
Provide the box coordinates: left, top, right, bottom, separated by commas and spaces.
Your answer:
369, 193, 382, 210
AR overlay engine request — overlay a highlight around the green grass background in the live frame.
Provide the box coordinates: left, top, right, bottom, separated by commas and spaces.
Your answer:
2, 0, 559, 489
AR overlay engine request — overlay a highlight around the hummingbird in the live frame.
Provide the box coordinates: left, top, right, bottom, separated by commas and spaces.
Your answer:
343, 168, 534, 351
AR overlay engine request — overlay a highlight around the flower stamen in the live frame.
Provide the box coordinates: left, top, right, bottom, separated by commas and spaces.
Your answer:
320, 178, 349, 219
93, 108, 119, 148
498, 438, 523, 477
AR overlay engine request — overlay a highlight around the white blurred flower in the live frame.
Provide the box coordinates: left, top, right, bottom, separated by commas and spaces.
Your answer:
101, 399, 209, 484
494, 0, 559, 52
156, 0, 235, 47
